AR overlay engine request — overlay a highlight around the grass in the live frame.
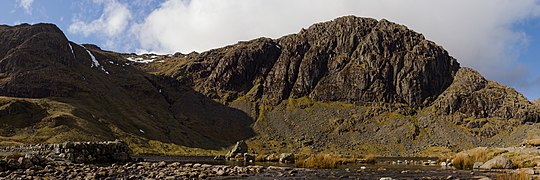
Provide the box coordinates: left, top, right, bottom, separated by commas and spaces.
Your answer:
452, 147, 508, 169
500, 152, 540, 168
453, 147, 540, 169
421, 146, 455, 162
107, 123, 224, 156
522, 138, 540, 147
296, 153, 339, 169
362, 153, 377, 164
496, 170, 531, 180
295, 153, 373, 169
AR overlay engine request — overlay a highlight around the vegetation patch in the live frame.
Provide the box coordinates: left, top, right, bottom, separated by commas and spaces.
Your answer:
452, 147, 507, 169
295, 153, 339, 169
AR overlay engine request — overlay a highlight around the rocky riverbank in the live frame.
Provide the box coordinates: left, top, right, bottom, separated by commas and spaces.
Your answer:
0, 160, 501, 179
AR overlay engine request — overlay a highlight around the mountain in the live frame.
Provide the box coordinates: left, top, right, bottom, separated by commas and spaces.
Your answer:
1, 16, 539, 156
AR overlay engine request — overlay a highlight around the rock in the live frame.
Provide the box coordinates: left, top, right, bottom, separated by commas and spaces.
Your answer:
440, 162, 447, 167
279, 153, 295, 163
18, 157, 33, 169
201, 164, 212, 168
216, 169, 226, 176
266, 154, 280, 162
198, 173, 207, 178
167, 162, 181, 167
243, 153, 255, 162
267, 166, 290, 171
213, 155, 225, 160
473, 162, 484, 169
479, 156, 514, 169
225, 141, 248, 159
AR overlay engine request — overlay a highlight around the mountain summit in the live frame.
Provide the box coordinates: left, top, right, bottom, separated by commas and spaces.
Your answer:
0, 16, 538, 156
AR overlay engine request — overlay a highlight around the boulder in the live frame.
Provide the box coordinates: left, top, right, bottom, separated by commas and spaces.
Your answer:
279, 153, 295, 163
244, 153, 255, 162
479, 156, 514, 169
225, 141, 248, 159
17, 157, 33, 169
473, 162, 484, 169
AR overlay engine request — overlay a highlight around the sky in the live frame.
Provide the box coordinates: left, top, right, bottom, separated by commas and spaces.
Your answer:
1, 0, 540, 100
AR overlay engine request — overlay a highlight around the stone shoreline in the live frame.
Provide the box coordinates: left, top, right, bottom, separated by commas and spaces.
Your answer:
0, 160, 504, 179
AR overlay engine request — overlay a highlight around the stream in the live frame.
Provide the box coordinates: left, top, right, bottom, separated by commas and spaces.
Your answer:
133, 156, 501, 179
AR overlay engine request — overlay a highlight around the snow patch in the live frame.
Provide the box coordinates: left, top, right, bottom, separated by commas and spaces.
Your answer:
68, 43, 75, 58
275, 44, 281, 49
139, 129, 145, 134
85, 49, 100, 68
101, 66, 110, 74
84, 48, 109, 75
126, 57, 155, 64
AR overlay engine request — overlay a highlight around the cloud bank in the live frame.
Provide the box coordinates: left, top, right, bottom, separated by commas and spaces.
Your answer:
16, 0, 34, 14
69, 0, 132, 48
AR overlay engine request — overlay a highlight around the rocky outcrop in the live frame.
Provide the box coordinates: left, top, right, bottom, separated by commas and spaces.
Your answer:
431, 68, 540, 122
162, 16, 459, 109
225, 140, 249, 160
265, 17, 459, 108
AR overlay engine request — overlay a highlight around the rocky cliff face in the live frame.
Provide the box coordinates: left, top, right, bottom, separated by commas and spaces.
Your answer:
1, 16, 539, 156
266, 17, 459, 108
165, 16, 460, 109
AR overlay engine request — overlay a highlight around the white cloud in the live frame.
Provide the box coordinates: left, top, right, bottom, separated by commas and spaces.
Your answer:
17, 0, 34, 14
69, 0, 132, 38
129, 0, 540, 98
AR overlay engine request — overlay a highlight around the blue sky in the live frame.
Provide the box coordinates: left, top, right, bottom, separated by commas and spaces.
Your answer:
1, 0, 540, 100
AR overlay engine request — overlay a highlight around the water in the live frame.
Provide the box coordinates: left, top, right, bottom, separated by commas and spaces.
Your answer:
134, 155, 294, 167
135, 156, 441, 169
133, 156, 499, 179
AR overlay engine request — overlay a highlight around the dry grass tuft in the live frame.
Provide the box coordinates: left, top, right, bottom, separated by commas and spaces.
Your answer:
496, 170, 531, 180
255, 154, 266, 162
502, 152, 540, 168
296, 153, 339, 169
364, 153, 377, 164
421, 146, 455, 162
